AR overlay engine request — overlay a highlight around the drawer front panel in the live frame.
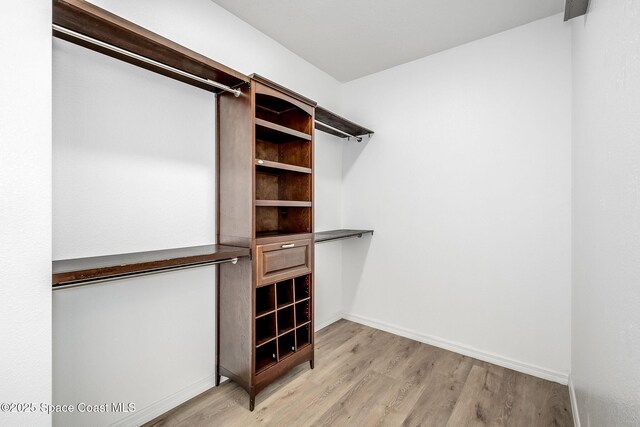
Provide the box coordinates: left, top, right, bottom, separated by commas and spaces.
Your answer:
257, 239, 311, 285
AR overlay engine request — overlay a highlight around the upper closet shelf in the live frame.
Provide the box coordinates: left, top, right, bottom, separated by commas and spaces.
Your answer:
52, 244, 250, 289
52, 0, 249, 95
256, 118, 311, 141
314, 229, 374, 244
315, 106, 374, 142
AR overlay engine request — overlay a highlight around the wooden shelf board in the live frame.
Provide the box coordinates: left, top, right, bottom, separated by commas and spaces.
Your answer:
255, 159, 312, 174
278, 349, 296, 361
52, 244, 250, 287
256, 336, 277, 348
256, 118, 311, 142
277, 302, 295, 310
255, 200, 312, 207
256, 309, 276, 319
53, 0, 248, 93
255, 359, 277, 374
314, 229, 374, 244
296, 342, 311, 351
296, 321, 311, 329
295, 296, 311, 304
277, 326, 295, 336
315, 106, 374, 139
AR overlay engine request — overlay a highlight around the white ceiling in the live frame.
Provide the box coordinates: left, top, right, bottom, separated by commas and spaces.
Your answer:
210, 0, 565, 82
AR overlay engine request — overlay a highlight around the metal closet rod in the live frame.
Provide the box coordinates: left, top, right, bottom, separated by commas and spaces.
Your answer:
315, 120, 363, 142
52, 257, 239, 291
52, 24, 242, 97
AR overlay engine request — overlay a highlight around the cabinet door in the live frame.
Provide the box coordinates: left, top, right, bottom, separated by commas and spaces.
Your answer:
256, 239, 311, 286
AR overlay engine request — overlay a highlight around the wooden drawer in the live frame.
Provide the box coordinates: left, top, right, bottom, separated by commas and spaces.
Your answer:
256, 239, 311, 286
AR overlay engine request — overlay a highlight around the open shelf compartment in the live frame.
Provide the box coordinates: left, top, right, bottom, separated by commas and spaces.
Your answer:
256, 206, 311, 237
255, 93, 312, 136
278, 330, 296, 360
255, 340, 277, 373
256, 169, 311, 202
277, 306, 295, 335
294, 275, 311, 302
276, 279, 294, 308
296, 324, 311, 350
256, 313, 276, 346
256, 137, 311, 169
296, 300, 311, 325
256, 284, 275, 317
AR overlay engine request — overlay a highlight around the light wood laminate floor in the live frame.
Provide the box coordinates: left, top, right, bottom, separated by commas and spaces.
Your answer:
145, 320, 573, 426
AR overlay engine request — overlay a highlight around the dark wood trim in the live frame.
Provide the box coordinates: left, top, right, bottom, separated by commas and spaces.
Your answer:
315, 106, 374, 139
250, 74, 317, 108
255, 232, 314, 246
314, 229, 374, 243
52, 244, 250, 287
53, 0, 249, 93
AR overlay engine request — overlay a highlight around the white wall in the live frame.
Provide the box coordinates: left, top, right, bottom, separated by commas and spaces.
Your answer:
340, 14, 572, 380
0, 2, 52, 426
571, 0, 640, 425
52, 1, 343, 426
53, 40, 217, 258
314, 136, 344, 329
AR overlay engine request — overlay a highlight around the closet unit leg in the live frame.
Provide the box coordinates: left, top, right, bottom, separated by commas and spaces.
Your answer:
249, 388, 256, 411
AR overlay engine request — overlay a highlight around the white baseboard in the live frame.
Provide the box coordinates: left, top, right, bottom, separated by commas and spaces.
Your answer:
343, 313, 569, 385
568, 375, 581, 427
110, 374, 216, 427
315, 312, 344, 332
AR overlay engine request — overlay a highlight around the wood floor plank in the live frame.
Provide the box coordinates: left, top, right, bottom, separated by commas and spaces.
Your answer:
402, 352, 475, 426
310, 371, 393, 427
143, 320, 574, 427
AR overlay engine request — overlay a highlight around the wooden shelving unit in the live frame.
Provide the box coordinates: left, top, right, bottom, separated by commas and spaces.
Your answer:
314, 229, 374, 244
217, 74, 316, 410
52, 244, 250, 288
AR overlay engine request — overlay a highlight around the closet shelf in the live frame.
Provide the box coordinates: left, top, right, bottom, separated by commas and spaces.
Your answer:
255, 200, 312, 207
314, 229, 374, 244
52, 244, 250, 288
314, 106, 374, 142
53, 0, 248, 94
256, 118, 312, 142
255, 159, 312, 174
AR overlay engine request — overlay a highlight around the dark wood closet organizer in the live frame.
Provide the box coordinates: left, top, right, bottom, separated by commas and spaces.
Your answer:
51, 0, 374, 413
217, 75, 316, 410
